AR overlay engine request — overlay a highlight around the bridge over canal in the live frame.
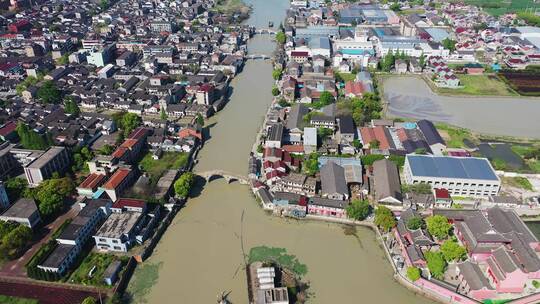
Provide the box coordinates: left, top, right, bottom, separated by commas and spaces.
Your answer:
197, 170, 250, 185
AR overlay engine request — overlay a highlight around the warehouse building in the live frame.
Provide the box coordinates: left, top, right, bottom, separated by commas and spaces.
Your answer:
403, 155, 500, 198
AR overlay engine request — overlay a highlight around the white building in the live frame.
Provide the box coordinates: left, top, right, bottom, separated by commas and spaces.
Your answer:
403, 155, 500, 198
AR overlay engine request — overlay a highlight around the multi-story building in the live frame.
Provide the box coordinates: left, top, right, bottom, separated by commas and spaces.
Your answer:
403, 155, 500, 198
24, 146, 70, 187
277, 173, 317, 196
101, 168, 136, 202
37, 199, 111, 274
93, 210, 144, 252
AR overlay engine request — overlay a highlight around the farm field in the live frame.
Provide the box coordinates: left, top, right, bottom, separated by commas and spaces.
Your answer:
437, 74, 516, 96
499, 71, 540, 96
465, 0, 540, 16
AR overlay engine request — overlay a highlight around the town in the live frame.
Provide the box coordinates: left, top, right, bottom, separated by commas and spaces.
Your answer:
0, 0, 540, 303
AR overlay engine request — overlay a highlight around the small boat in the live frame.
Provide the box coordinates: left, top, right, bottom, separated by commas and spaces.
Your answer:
268, 21, 274, 27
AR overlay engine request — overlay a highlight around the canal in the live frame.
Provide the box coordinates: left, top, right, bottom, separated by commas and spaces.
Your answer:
382, 76, 540, 139
126, 1, 434, 303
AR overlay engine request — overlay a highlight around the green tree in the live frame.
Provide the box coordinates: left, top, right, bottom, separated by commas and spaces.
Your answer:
72, 146, 94, 173
121, 112, 142, 137
426, 215, 452, 240
195, 113, 204, 126
317, 127, 333, 140
374, 206, 396, 232
440, 239, 467, 262
160, 108, 168, 120
0, 224, 32, 259
380, 50, 395, 72
419, 53, 426, 67
275, 31, 286, 44
16, 76, 39, 95
34, 177, 75, 218
174, 172, 195, 198
64, 97, 80, 116
406, 216, 424, 230
272, 87, 280, 96
346, 199, 371, 221
37, 81, 61, 104
99, 0, 109, 10
369, 140, 380, 149
406, 266, 421, 281
442, 38, 457, 52
352, 139, 362, 149
82, 297, 97, 304
425, 251, 447, 279
402, 182, 432, 194
390, 3, 401, 11
272, 68, 283, 80
315, 91, 334, 108
98, 144, 115, 155
302, 153, 319, 176
277, 98, 290, 108
4, 177, 28, 201
16, 122, 50, 150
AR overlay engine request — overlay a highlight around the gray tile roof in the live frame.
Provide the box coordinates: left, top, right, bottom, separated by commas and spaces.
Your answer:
373, 159, 402, 202
320, 161, 348, 197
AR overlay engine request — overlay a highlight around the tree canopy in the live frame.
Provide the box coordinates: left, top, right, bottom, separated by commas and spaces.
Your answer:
174, 172, 195, 198
16, 122, 52, 150
82, 297, 98, 304
0, 221, 32, 260
272, 68, 283, 80
442, 38, 457, 52
425, 251, 447, 279
406, 216, 424, 230
37, 81, 61, 104
72, 146, 94, 173
406, 266, 421, 281
374, 206, 396, 232
302, 153, 319, 176
346, 199, 371, 221
275, 31, 286, 44
440, 239, 467, 262
64, 97, 80, 116
31, 176, 75, 218
402, 182, 432, 194
426, 215, 452, 240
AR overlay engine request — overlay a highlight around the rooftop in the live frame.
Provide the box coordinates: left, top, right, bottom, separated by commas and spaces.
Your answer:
1, 198, 39, 219
406, 155, 498, 181
95, 211, 142, 239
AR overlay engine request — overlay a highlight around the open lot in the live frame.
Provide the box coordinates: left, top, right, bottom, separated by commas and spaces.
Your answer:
436, 75, 516, 96
139, 151, 189, 184
68, 253, 124, 287
500, 71, 540, 96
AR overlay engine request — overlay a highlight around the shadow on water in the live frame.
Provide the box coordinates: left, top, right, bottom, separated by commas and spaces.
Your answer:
341, 225, 364, 249
189, 175, 208, 199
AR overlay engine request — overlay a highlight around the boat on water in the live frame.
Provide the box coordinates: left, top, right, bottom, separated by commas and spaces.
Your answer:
268, 21, 274, 27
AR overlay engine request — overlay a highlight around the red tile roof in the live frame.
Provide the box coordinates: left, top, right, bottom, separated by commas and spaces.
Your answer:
344, 81, 364, 97
79, 173, 106, 190
112, 198, 146, 210
291, 51, 309, 57
103, 168, 131, 190
360, 126, 392, 150
112, 147, 128, 159
282, 145, 304, 153
0, 121, 17, 137
128, 127, 149, 140
434, 188, 451, 200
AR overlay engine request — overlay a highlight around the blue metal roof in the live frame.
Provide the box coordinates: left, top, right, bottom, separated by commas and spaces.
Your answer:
407, 155, 498, 181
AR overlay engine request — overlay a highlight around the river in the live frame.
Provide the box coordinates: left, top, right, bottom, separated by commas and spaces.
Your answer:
382, 76, 540, 139
125, 1, 434, 303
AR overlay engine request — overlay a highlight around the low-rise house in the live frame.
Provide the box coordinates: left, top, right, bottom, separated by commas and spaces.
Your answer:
77, 173, 107, 198
308, 197, 348, 218
101, 168, 136, 202
320, 161, 349, 200
277, 173, 316, 196
456, 261, 496, 300
0, 198, 41, 229
372, 159, 402, 207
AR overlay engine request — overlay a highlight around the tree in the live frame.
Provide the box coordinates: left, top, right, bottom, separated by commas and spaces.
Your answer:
426, 215, 452, 240
72, 146, 94, 173
390, 3, 401, 11
0, 224, 32, 259
314, 91, 334, 108
440, 239, 467, 262
195, 113, 204, 126
374, 206, 396, 232
369, 140, 380, 149
4, 177, 28, 201
442, 38, 457, 52
82, 297, 97, 304
406, 216, 424, 230
419, 53, 426, 67
99, 0, 109, 10
34, 177, 75, 218
98, 144, 115, 155
425, 251, 447, 279
402, 182, 432, 194
275, 31, 286, 44
174, 172, 195, 198
64, 97, 80, 116
352, 139, 362, 149
272, 87, 280, 96
302, 153, 319, 176
380, 50, 395, 72
160, 108, 168, 120
121, 113, 142, 137
272, 68, 283, 80
277, 98, 290, 108
317, 127, 333, 140
37, 81, 61, 104
346, 199, 371, 221
406, 266, 421, 281
16, 122, 50, 150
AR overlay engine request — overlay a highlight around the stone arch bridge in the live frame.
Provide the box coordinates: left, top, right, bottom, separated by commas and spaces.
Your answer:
197, 170, 250, 185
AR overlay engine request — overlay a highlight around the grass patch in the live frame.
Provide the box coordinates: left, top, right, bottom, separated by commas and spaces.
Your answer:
0, 295, 38, 304
68, 253, 122, 287
139, 152, 189, 184
436, 75, 516, 96
248, 246, 307, 276
502, 176, 534, 191
336, 72, 357, 82
511, 145, 540, 173
214, 0, 249, 14
435, 123, 476, 148
126, 262, 162, 303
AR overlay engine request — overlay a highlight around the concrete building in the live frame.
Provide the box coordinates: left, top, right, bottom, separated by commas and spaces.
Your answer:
0, 198, 41, 228
403, 155, 500, 198
24, 146, 70, 187
87, 44, 116, 67
101, 167, 136, 202
93, 211, 144, 252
